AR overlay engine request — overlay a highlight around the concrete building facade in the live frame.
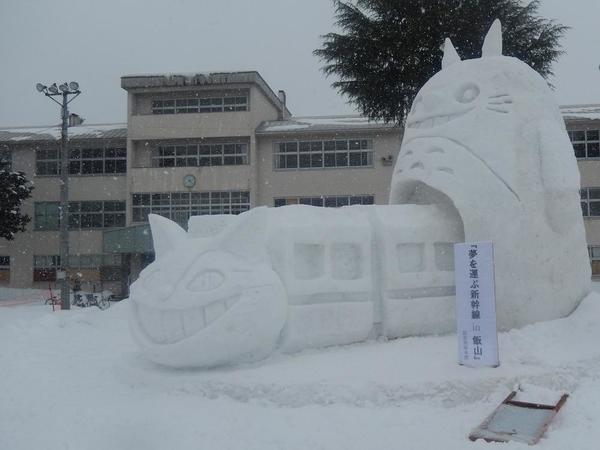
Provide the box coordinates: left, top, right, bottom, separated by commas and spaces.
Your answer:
0, 72, 599, 296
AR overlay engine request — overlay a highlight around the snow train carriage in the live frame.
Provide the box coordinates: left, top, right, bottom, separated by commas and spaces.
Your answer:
130, 203, 464, 366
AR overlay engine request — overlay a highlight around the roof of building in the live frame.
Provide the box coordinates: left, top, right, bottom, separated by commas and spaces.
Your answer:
0, 123, 127, 143
1, 104, 598, 143
256, 115, 399, 135
120, 70, 291, 117
560, 104, 600, 122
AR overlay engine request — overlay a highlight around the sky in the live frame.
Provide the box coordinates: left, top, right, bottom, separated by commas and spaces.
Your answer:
0, 0, 599, 127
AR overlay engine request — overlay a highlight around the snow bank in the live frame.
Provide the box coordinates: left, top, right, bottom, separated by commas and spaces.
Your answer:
2, 291, 600, 450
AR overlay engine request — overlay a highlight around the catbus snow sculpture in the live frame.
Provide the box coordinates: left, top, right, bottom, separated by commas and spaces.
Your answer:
129, 20, 590, 368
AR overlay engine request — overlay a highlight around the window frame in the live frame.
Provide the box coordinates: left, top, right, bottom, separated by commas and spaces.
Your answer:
35, 145, 127, 177
569, 129, 600, 159
274, 195, 375, 207
152, 142, 249, 168
152, 94, 248, 115
273, 139, 374, 171
132, 191, 251, 224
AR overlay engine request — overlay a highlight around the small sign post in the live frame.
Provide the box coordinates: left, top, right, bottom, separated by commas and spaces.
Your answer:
454, 241, 499, 367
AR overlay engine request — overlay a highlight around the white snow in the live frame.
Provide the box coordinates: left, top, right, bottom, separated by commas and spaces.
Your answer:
0, 123, 126, 141
258, 115, 397, 133
390, 20, 590, 331
560, 104, 600, 121
2, 287, 600, 449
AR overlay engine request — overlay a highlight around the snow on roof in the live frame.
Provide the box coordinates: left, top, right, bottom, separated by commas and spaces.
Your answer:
0, 123, 127, 143
560, 104, 600, 122
256, 115, 399, 134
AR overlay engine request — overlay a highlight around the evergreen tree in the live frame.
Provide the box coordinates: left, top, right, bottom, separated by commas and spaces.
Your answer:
0, 157, 33, 240
314, 0, 568, 124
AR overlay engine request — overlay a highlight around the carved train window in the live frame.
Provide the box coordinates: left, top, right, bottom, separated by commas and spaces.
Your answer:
434, 242, 455, 271
294, 243, 325, 280
331, 243, 362, 280
396, 243, 425, 273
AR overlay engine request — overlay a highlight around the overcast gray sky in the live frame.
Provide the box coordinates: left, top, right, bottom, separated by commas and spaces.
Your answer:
0, 0, 599, 127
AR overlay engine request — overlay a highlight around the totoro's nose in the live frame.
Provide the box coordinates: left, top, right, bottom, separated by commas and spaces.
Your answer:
421, 92, 445, 113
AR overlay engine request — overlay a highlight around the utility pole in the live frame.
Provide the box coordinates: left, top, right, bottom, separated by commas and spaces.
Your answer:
36, 82, 81, 310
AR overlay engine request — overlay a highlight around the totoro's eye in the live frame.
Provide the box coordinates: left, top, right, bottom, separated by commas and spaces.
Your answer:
455, 83, 480, 103
187, 270, 225, 292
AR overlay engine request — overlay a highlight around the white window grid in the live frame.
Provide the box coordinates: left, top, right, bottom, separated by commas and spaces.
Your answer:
69, 254, 122, 269
152, 96, 248, 114
33, 255, 61, 268
132, 191, 250, 223
36, 147, 127, 176
274, 139, 373, 170
274, 195, 375, 207
580, 188, 600, 217
569, 129, 600, 159
153, 143, 248, 167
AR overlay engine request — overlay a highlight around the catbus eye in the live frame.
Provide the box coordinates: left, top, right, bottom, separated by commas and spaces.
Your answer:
187, 270, 225, 292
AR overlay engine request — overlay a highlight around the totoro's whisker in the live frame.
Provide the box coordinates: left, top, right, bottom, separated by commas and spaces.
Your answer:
486, 107, 509, 114
489, 100, 513, 105
488, 94, 510, 99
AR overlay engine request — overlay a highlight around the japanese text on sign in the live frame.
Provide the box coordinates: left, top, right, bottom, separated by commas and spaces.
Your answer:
455, 241, 499, 367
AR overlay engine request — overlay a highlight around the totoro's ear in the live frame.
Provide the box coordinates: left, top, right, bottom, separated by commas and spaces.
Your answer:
442, 38, 461, 69
148, 214, 186, 259
482, 19, 503, 57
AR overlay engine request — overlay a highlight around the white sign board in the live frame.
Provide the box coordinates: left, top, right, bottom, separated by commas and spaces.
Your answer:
455, 241, 499, 367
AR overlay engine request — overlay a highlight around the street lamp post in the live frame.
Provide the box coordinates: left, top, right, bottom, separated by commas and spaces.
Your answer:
36, 82, 81, 310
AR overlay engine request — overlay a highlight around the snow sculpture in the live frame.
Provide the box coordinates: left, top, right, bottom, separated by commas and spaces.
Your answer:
390, 19, 590, 329
129, 20, 589, 368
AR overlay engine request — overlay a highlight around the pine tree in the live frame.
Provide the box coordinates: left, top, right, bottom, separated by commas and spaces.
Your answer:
314, 0, 568, 124
0, 157, 33, 240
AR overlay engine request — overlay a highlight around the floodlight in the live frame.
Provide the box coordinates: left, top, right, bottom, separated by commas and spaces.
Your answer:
69, 81, 79, 91
48, 83, 59, 94
36, 83, 47, 92
59, 83, 68, 92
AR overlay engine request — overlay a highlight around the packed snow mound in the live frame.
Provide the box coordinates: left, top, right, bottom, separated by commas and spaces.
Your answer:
3, 293, 600, 450
390, 19, 590, 329
129, 20, 589, 369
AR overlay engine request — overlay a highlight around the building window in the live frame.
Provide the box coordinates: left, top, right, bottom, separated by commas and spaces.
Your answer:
68, 201, 126, 229
0, 256, 9, 284
152, 95, 248, 114
132, 191, 250, 224
34, 202, 60, 231
589, 246, 600, 277
274, 139, 373, 170
35, 201, 126, 230
36, 147, 127, 176
0, 148, 11, 170
274, 195, 375, 207
36, 148, 60, 175
569, 130, 600, 159
69, 147, 126, 174
33, 255, 60, 282
69, 254, 122, 281
153, 143, 248, 167
580, 188, 600, 217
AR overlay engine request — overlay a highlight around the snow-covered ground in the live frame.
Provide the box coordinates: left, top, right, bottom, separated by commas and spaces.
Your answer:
2, 287, 600, 449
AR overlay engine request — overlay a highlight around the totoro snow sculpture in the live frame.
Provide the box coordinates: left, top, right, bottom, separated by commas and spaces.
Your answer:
129, 20, 590, 368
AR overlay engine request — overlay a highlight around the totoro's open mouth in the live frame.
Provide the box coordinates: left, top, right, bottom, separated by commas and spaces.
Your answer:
133, 294, 240, 344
